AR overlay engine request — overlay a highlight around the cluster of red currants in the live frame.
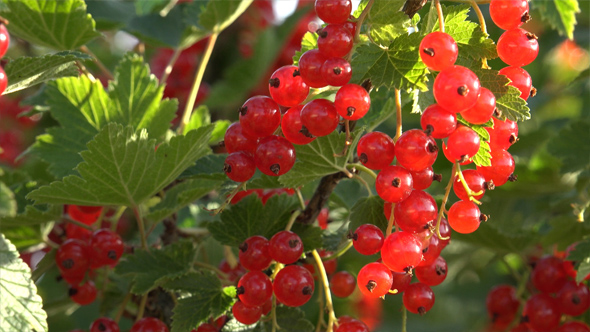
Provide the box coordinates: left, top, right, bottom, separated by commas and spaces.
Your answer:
70, 316, 172, 332
487, 247, 590, 332
223, 0, 371, 183
0, 24, 8, 95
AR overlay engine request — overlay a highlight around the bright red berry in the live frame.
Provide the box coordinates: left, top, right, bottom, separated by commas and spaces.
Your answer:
255, 135, 296, 176
300, 98, 340, 137
381, 232, 423, 273
419, 32, 458, 71
486, 285, 519, 323
317, 24, 354, 58
194, 324, 217, 332
334, 318, 369, 332
522, 293, 560, 332
89, 229, 124, 268
394, 190, 438, 233
298, 50, 328, 88
375, 165, 413, 203
487, 117, 519, 151
351, 224, 385, 255
410, 166, 440, 190
499, 66, 532, 100
239, 96, 281, 138
497, 29, 539, 67
330, 271, 356, 298
357, 132, 395, 170
460, 87, 496, 125
224, 151, 256, 182
90, 317, 120, 332
390, 271, 412, 294
395, 129, 438, 172
0, 66, 7, 95
433, 65, 481, 113
415, 256, 447, 286
445, 126, 481, 162
357, 262, 393, 298
56, 239, 90, 283
315, 0, 352, 24
130, 318, 169, 332
557, 322, 590, 332
224, 122, 258, 155
403, 283, 435, 315
532, 255, 567, 294
237, 271, 273, 307
69, 281, 97, 305
269, 231, 304, 264
281, 105, 316, 145
476, 149, 515, 186
420, 104, 457, 139
321, 57, 352, 86
268, 65, 309, 107
448, 201, 484, 234
334, 84, 371, 121
68, 204, 103, 225
489, 0, 530, 30
232, 301, 262, 325
0, 24, 9, 58
453, 169, 492, 201
238, 236, 272, 271
557, 280, 590, 316
273, 265, 315, 307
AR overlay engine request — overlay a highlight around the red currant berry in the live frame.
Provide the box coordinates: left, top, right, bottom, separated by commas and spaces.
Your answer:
89, 229, 124, 268
532, 255, 567, 294
486, 285, 519, 322
442, 141, 472, 165
403, 282, 435, 315
261, 299, 272, 316
476, 149, 515, 186
334, 84, 371, 120
298, 50, 329, 88
315, 0, 352, 24
410, 166, 441, 190
218, 259, 246, 282
390, 271, 412, 294
238, 236, 272, 271
394, 190, 438, 233
194, 324, 217, 332
334, 318, 369, 332
237, 271, 273, 307
65, 223, 92, 241
317, 24, 353, 58
420, 104, 457, 139
522, 293, 560, 332
487, 117, 519, 151
497, 29, 539, 67
557, 280, 590, 316
460, 87, 496, 125
232, 301, 262, 325
381, 232, 423, 273
303, 250, 338, 278
343, 16, 356, 35
558, 322, 590, 332
68, 204, 103, 225
395, 129, 438, 172
255, 135, 296, 176
415, 256, 447, 286
224, 122, 258, 155
321, 57, 352, 86
300, 98, 339, 137
69, 281, 97, 305
268, 65, 309, 107
330, 271, 356, 298
0, 24, 9, 58
131, 318, 169, 332
453, 169, 491, 201
433, 65, 481, 113
448, 201, 484, 234
419, 233, 444, 267
224, 151, 256, 182
419, 32, 458, 71
239, 96, 281, 138
90, 317, 120, 332
351, 224, 385, 255
375, 165, 413, 203
281, 105, 316, 145
56, 239, 90, 281
0, 66, 7, 95
357, 132, 395, 170
269, 231, 304, 264
499, 66, 532, 100
357, 262, 393, 298
489, 0, 530, 30
446, 126, 481, 162
273, 265, 315, 307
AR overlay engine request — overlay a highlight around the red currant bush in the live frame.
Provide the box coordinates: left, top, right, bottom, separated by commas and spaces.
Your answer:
317, 24, 354, 58
351, 224, 385, 255
300, 98, 340, 137
232, 300, 262, 325
420, 104, 457, 139
489, 0, 530, 30
414, 256, 447, 286
69, 281, 97, 305
314, 0, 352, 24
499, 66, 532, 100
90, 318, 120, 332
298, 50, 329, 88
224, 122, 258, 155
269, 231, 304, 264
321, 57, 352, 86
237, 271, 273, 307
448, 201, 485, 234
522, 293, 560, 332
239, 96, 281, 138
381, 232, 423, 273
238, 236, 272, 271
394, 190, 438, 233
330, 271, 356, 298
375, 165, 413, 203
88, 229, 124, 268
281, 105, 316, 145
395, 129, 438, 172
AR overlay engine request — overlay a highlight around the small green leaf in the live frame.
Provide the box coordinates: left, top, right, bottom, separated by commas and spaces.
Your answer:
247, 173, 285, 189
115, 240, 196, 294
180, 154, 227, 181
547, 121, 590, 173
576, 262, 590, 284
0, 234, 48, 332
533, 0, 580, 40
279, 131, 353, 188
0, 182, 16, 218
290, 223, 324, 252
348, 196, 388, 234
473, 67, 530, 122
357, 96, 395, 132
0, 205, 62, 228
472, 140, 492, 167
567, 238, 590, 283
183, 105, 231, 144
542, 217, 590, 250
199, 0, 254, 33
135, 0, 168, 15
1, 0, 100, 51
293, 32, 318, 66
366, 0, 410, 46
27, 124, 213, 207
4, 51, 91, 94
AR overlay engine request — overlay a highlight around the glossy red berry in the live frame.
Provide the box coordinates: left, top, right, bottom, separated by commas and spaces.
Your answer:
390, 271, 412, 294
446, 126, 481, 162
453, 169, 491, 201
239, 96, 281, 138
269, 231, 304, 264
232, 301, 262, 325
486, 285, 519, 322
351, 224, 385, 255
415, 256, 447, 286
255, 135, 296, 176
330, 271, 356, 298
334, 318, 369, 332
224, 122, 258, 155
298, 50, 328, 88
357, 132, 395, 170
0, 66, 7, 95
476, 149, 515, 186
419, 32, 458, 71
315, 0, 352, 24
433, 65, 481, 113
69, 281, 97, 305
497, 29, 539, 67
410, 166, 440, 190
448, 201, 484, 234
90, 317, 120, 332
321, 57, 352, 86
238, 236, 272, 271
89, 229, 124, 268
522, 293, 560, 332
394, 190, 438, 233
420, 104, 457, 139
395, 129, 438, 171
403, 283, 435, 315
237, 271, 273, 307
300, 98, 339, 137
131, 318, 169, 332
557, 280, 590, 316
375, 166, 413, 203
68, 204, 103, 225
499, 66, 532, 100
460, 87, 496, 125
0, 24, 9, 58
195, 324, 218, 332
281, 105, 316, 145
303, 249, 338, 278
489, 0, 530, 30
56, 239, 90, 282
268, 65, 309, 107
334, 84, 371, 120
273, 265, 315, 307
224, 151, 256, 182
357, 262, 393, 298
532, 256, 567, 294
317, 24, 353, 58
487, 117, 519, 151
381, 232, 423, 273
558, 322, 590, 332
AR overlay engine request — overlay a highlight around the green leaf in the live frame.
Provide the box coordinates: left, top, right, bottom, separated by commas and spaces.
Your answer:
86, 1, 135, 30
542, 217, 590, 250
568, 238, 590, 282
456, 114, 493, 167
473, 67, 530, 122
322, 228, 348, 252
0, 234, 48, 332
293, 32, 318, 66
0, 0, 100, 51
351, 33, 428, 91
4, 51, 91, 95
366, 0, 410, 46
348, 196, 388, 234
357, 95, 395, 132
279, 131, 353, 188
184, 105, 231, 144
576, 262, 590, 284
0, 205, 62, 228
180, 154, 227, 181
547, 121, 590, 173
161, 271, 235, 332
290, 223, 324, 252
135, 0, 168, 15
247, 173, 285, 189
208, 194, 299, 247
453, 222, 537, 254
28, 53, 178, 178
27, 124, 213, 207
533, 0, 580, 39
198, 0, 254, 33
146, 178, 224, 223
0, 182, 16, 218
115, 240, 196, 294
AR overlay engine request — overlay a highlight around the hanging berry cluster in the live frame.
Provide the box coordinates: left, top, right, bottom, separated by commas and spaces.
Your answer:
0, 23, 9, 95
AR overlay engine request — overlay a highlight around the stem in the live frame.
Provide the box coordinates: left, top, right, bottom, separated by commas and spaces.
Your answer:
401, 306, 408, 332
160, 0, 179, 16
295, 188, 306, 210
353, 174, 373, 196
285, 210, 302, 232
344, 0, 374, 61
160, 47, 182, 84
500, 255, 522, 283
80, 45, 114, 81
347, 163, 377, 180
178, 32, 218, 134
133, 206, 148, 250
321, 240, 353, 261
62, 217, 93, 230
455, 163, 483, 204
136, 293, 148, 322
469, 0, 490, 68
114, 291, 132, 323
315, 281, 326, 332
311, 250, 337, 332
386, 203, 395, 237
224, 245, 239, 269
434, 0, 445, 32
434, 163, 458, 241
394, 89, 403, 142
271, 263, 284, 332
211, 182, 247, 215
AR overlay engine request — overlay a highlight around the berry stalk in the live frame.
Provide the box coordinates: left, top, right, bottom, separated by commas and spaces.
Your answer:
80, 45, 114, 81
133, 206, 148, 250
434, 0, 445, 32
469, 0, 490, 68
434, 162, 459, 240
455, 163, 484, 204
394, 89, 403, 141
160, 46, 182, 84
311, 249, 338, 332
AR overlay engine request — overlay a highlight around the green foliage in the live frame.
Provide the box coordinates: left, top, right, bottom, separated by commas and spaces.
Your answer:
322, 228, 349, 252
0, 234, 47, 332
198, 0, 254, 33
4, 51, 91, 95
533, 0, 580, 40
27, 124, 213, 207
0, 0, 100, 51
290, 223, 324, 252
115, 240, 196, 294
366, 0, 410, 46
180, 154, 227, 181
568, 238, 590, 282
453, 222, 537, 254
0, 182, 15, 217
292, 32, 318, 66
348, 196, 388, 234
473, 67, 530, 122
547, 121, 590, 173
184, 105, 230, 144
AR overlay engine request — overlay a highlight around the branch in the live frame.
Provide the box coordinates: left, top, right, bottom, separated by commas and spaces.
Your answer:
296, 172, 349, 225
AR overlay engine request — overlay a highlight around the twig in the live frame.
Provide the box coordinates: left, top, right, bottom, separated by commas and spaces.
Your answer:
434, 0, 445, 32
114, 291, 132, 323
224, 245, 239, 269
133, 206, 149, 250
315, 281, 326, 332
62, 217, 93, 231
161, 47, 182, 84
401, 305, 408, 332
434, 163, 458, 240
353, 174, 373, 196
295, 188, 306, 210
347, 163, 377, 180
296, 172, 349, 225
386, 203, 395, 237
271, 263, 284, 332
344, 0, 375, 61
136, 293, 148, 322
194, 261, 229, 279
321, 240, 353, 261
455, 163, 483, 204
285, 210, 302, 232
210, 182, 247, 216
160, 0, 179, 17
311, 250, 337, 332
80, 45, 114, 81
